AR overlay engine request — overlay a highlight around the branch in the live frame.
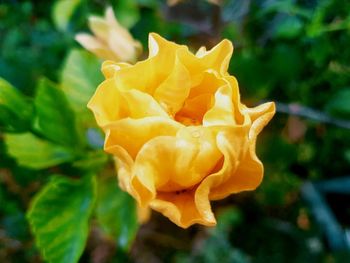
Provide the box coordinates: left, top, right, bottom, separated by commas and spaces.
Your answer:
275, 102, 350, 130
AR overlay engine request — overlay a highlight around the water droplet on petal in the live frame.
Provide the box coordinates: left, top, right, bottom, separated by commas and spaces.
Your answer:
191, 129, 201, 138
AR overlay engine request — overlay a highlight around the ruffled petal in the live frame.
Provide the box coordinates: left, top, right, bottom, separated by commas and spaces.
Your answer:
133, 126, 221, 193
88, 80, 169, 127
111, 146, 134, 193
133, 136, 196, 194
243, 102, 276, 139
148, 33, 184, 59
203, 84, 236, 126
202, 75, 245, 126
188, 70, 226, 99
110, 37, 180, 94
110, 146, 155, 206
154, 56, 191, 115
99, 34, 175, 92
208, 131, 260, 200
87, 78, 126, 127
175, 126, 222, 185
104, 117, 183, 159
173, 70, 228, 125
177, 39, 233, 81
175, 93, 213, 125
121, 89, 169, 119
194, 125, 249, 219
149, 190, 216, 228
196, 39, 233, 75
195, 46, 207, 57
101, 60, 131, 79
208, 102, 276, 200
211, 150, 263, 200
112, 59, 160, 93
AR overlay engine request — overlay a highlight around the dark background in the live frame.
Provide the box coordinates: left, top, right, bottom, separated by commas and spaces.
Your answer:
1, 0, 350, 262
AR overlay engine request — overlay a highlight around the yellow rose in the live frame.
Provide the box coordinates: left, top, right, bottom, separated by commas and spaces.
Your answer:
75, 7, 141, 63
88, 33, 275, 228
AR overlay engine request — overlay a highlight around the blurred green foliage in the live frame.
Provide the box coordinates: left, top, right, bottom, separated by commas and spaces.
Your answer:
27, 175, 96, 263
1, 0, 350, 262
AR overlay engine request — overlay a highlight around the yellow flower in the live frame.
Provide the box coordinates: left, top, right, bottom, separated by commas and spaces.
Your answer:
88, 33, 275, 228
75, 7, 141, 63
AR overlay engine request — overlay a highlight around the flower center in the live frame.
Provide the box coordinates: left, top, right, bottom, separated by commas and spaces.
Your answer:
174, 115, 201, 126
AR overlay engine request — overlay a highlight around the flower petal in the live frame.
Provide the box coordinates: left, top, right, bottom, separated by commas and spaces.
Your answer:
148, 33, 184, 59
175, 126, 222, 185
203, 84, 236, 126
133, 126, 222, 195
137, 205, 151, 224
133, 136, 196, 195
175, 93, 213, 125
108, 28, 141, 63
197, 39, 233, 75
174, 70, 225, 125
110, 146, 155, 206
188, 70, 226, 99
122, 89, 169, 119
104, 117, 183, 159
202, 75, 245, 126
88, 16, 110, 41
149, 190, 216, 228
154, 56, 191, 115
208, 102, 276, 200
111, 56, 175, 95
104, 7, 118, 27
111, 59, 159, 93
88, 33, 182, 95
208, 130, 259, 200
243, 102, 276, 139
87, 78, 126, 127
75, 34, 118, 61
88, 79, 169, 127
195, 46, 207, 57
177, 39, 233, 80
194, 125, 249, 219
101, 60, 131, 79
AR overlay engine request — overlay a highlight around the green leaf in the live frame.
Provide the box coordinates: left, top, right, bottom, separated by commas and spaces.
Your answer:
136, 0, 158, 8
268, 45, 302, 81
34, 78, 81, 147
27, 175, 96, 263
72, 150, 108, 172
96, 175, 139, 250
5, 133, 75, 169
61, 49, 103, 122
0, 77, 33, 132
345, 149, 350, 164
273, 16, 303, 39
112, 0, 140, 28
325, 88, 350, 118
0, 78, 31, 117
52, 0, 82, 31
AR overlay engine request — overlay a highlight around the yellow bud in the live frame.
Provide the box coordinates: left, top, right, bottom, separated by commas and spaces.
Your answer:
75, 7, 142, 63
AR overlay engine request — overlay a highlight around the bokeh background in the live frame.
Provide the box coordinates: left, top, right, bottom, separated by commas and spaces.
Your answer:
1, 0, 350, 262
